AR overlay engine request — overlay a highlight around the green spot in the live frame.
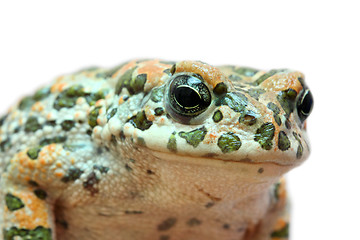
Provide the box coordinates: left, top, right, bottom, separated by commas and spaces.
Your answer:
137, 137, 146, 146
254, 122, 275, 150
212, 110, 223, 123
271, 223, 289, 238
19, 96, 35, 110
128, 111, 153, 131
154, 107, 164, 116
253, 69, 287, 86
115, 67, 146, 95
27, 146, 42, 160
158, 218, 177, 231
213, 82, 227, 96
5, 193, 25, 211
215, 92, 247, 113
278, 131, 291, 151
232, 66, 258, 77
61, 120, 75, 131
167, 131, 177, 152
179, 127, 207, 148
84, 89, 109, 106
0, 138, 11, 152
34, 189, 47, 200
4, 226, 52, 240
24, 116, 42, 133
150, 85, 165, 103
217, 132, 241, 153
93, 165, 109, 174
39, 136, 67, 147
107, 108, 117, 122
88, 106, 101, 128
54, 85, 85, 110
0, 114, 7, 127
267, 102, 282, 126
293, 132, 304, 159
61, 167, 84, 183
187, 218, 202, 227
33, 87, 51, 101
248, 88, 266, 100
239, 111, 257, 126
277, 88, 297, 117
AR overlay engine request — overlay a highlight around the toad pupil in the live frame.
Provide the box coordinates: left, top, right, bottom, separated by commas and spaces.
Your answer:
174, 85, 201, 109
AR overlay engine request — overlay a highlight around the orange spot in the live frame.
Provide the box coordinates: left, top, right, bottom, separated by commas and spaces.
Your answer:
55, 172, 64, 178
13, 191, 50, 229
31, 102, 45, 112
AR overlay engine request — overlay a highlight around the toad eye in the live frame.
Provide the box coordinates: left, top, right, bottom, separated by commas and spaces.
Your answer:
297, 89, 313, 122
166, 74, 211, 122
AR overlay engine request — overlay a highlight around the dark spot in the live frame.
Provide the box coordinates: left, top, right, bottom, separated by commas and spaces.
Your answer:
159, 235, 170, 240
34, 189, 47, 200
232, 66, 258, 77
271, 223, 289, 238
84, 89, 109, 106
61, 120, 75, 131
278, 131, 291, 151
212, 110, 223, 123
254, 123, 275, 150
223, 223, 230, 230
3, 226, 52, 240
0, 138, 11, 152
93, 165, 109, 174
61, 167, 84, 183
273, 182, 281, 201
56, 219, 69, 229
215, 92, 247, 113
125, 164, 133, 172
154, 107, 164, 116
147, 169, 155, 175
27, 146, 42, 160
39, 136, 67, 147
83, 172, 100, 195
253, 69, 287, 86
150, 85, 165, 103
128, 111, 153, 131
248, 88, 266, 100
217, 132, 241, 153
24, 116, 42, 133
285, 119, 291, 129
267, 102, 282, 126
213, 82, 227, 96
205, 202, 215, 208
115, 68, 147, 95
33, 87, 51, 101
0, 114, 8, 127
258, 168, 264, 174
125, 210, 143, 215
277, 88, 297, 117
167, 131, 177, 152
170, 64, 176, 75
45, 120, 57, 127
111, 135, 117, 145
179, 127, 207, 148
19, 96, 35, 110
239, 111, 257, 126
5, 193, 25, 211
106, 108, 118, 122
293, 132, 304, 159
88, 106, 101, 128
28, 180, 39, 187
54, 85, 85, 110
119, 130, 126, 141
158, 218, 177, 231
187, 218, 202, 227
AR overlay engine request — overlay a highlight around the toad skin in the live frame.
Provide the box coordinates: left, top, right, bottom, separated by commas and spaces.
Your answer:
0, 60, 313, 240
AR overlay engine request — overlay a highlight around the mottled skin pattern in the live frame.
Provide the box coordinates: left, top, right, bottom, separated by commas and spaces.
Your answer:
0, 60, 313, 240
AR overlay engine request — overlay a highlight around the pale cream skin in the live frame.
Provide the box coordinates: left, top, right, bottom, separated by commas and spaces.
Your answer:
0, 60, 312, 240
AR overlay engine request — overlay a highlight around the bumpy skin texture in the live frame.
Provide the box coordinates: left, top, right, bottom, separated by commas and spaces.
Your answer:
0, 60, 312, 240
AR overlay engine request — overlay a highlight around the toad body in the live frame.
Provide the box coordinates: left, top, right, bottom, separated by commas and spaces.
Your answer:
0, 60, 313, 240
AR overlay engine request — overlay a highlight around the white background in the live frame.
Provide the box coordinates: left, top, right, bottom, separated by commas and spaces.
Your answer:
0, 1, 359, 239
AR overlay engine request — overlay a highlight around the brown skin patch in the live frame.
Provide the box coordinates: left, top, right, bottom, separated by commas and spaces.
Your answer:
174, 61, 229, 88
